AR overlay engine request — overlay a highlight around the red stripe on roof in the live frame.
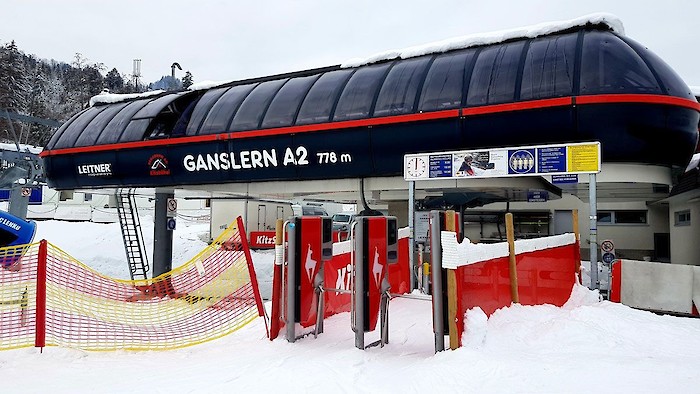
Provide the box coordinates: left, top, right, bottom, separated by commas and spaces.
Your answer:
575, 94, 700, 111
40, 94, 700, 158
461, 97, 573, 116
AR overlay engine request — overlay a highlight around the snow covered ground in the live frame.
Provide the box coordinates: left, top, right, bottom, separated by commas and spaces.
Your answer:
2, 219, 700, 393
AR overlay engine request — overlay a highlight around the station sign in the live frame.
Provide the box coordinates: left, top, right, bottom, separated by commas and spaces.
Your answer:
551, 174, 579, 184
249, 231, 276, 249
527, 190, 548, 202
600, 239, 615, 264
166, 198, 177, 218
404, 142, 601, 181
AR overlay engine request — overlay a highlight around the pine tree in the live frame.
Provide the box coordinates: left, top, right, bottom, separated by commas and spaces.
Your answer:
104, 68, 124, 93
0, 41, 30, 112
182, 71, 193, 89
0, 41, 30, 143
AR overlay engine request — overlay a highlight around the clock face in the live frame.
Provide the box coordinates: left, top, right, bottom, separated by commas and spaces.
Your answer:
406, 157, 427, 178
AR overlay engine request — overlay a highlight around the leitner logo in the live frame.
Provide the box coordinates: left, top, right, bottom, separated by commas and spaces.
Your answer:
77, 163, 112, 177
148, 154, 171, 176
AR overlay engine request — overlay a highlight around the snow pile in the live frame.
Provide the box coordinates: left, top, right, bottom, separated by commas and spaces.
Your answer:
342, 13, 624, 68
3, 220, 700, 393
690, 85, 700, 97
34, 218, 276, 297
34, 217, 209, 279
89, 90, 166, 107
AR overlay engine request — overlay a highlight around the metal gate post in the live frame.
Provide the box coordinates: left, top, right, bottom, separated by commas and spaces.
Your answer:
153, 190, 174, 277
408, 180, 415, 290
286, 222, 297, 342
589, 174, 599, 290
353, 221, 365, 350
430, 210, 445, 352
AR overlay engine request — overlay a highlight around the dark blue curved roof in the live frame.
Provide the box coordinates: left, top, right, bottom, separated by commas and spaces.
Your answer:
40, 26, 700, 190
45, 28, 695, 150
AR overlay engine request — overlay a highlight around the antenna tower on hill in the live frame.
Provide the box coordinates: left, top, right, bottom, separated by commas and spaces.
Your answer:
132, 59, 142, 92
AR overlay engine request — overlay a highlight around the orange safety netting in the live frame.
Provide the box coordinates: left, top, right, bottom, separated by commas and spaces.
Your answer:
0, 217, 264, 351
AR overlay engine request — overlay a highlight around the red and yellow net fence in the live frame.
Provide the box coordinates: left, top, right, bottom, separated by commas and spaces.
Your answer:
0, 217, 264, 351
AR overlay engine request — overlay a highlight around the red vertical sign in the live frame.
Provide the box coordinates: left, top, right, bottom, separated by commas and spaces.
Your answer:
365, 218, 387, 331
35, 240, 47, 349
298, 217, 323, 328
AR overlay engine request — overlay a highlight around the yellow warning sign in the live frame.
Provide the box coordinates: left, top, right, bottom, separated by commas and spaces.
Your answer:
567, 144, 600, 173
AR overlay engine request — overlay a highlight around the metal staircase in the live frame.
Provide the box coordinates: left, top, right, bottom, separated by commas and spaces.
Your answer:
116, 189, 150, 280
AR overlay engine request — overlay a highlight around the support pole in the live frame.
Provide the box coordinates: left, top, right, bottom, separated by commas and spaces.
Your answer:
408, 181, 415, 291
589, 174, 599, 290
445, 210, 458, 350
505, 213, 520, 304
420, 243, 429, 293
572, 209, 581, 281
8, 186, 29, 220
152, 190, 174, 277
429, 211, 444, 352
354, 221, 365, 350
270, 219, 284, 340
286, 221, 297, 342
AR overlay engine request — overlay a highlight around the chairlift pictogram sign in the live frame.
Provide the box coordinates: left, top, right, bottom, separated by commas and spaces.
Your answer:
404, 142, 601, 181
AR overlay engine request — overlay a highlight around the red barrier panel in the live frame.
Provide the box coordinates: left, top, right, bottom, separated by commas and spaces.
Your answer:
454, 242, 578, 341
609, 260, 621, 303
322, 229, 411, 318
323, 251, 352, 317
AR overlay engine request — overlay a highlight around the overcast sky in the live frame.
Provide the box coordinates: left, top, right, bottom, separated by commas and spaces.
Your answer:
2, 0, 699, 87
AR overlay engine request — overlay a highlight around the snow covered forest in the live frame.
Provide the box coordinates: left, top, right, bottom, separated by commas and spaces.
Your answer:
0, 40, 193, 146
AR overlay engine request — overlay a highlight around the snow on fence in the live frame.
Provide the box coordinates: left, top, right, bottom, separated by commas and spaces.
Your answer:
440, 222, 580, 348
0, 217, 264, 351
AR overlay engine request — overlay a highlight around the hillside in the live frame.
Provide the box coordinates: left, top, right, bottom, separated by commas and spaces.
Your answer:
0, 40, 191, 146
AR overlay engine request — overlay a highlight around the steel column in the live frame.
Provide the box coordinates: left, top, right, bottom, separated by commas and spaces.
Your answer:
152, 190, 174, 277
430, 210, 444, 352
589, 174, 599, 289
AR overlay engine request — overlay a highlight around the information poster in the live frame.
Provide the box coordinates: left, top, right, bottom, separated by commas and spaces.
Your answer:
404, 142, 600, 181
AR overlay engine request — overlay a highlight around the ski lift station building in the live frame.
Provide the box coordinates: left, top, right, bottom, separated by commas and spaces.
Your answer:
39, 14, 700, 264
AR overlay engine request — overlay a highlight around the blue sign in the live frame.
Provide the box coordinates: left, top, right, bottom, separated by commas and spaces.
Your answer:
405, 142, 601, 181
602, 252, 616, 264
551, 174, 579, 184
0, 188, 43, 204
508, 149, 536, 174
537, 146, 567, 173
429, 154, 452, 178
527, 190, 548, 202
166, 218, 177, 231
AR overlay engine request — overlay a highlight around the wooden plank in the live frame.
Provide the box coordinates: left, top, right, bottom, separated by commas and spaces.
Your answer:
505, 213, 520, 304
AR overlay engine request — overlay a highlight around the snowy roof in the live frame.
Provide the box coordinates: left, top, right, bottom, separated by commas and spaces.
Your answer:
690, 86, 700, 98
686, 153, 700, 173
89, 90, 166, 107
342, 13, 624, 68
0, 142, 42, 154
188, 80, 236, 91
